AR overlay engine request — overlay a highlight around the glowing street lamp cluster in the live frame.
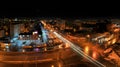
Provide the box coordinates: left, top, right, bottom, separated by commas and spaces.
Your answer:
53, 31, 106, 67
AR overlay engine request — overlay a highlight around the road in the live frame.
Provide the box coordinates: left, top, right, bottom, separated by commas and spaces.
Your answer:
0, 47, 100, 67
53, 31, 116, 67
0, 61, 58, 67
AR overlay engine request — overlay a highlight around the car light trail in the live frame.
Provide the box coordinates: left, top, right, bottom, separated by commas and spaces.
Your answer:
53, 32, 106, 67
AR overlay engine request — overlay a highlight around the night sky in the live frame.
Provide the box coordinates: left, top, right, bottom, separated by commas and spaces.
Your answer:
0, 3, 119, 18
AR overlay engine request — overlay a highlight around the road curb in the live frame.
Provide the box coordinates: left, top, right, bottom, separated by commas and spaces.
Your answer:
0, 59, 55, 64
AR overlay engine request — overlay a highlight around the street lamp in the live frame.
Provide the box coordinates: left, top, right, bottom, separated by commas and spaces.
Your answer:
84, 46, 89, 55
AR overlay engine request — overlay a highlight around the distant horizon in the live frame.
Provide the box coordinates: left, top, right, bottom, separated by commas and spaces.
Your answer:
0, 16, 119, 20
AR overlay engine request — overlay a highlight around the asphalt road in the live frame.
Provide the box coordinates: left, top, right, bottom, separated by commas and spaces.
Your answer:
53, 31, 116, 67
0, 61, 58, 67
0, 47, 99, 67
